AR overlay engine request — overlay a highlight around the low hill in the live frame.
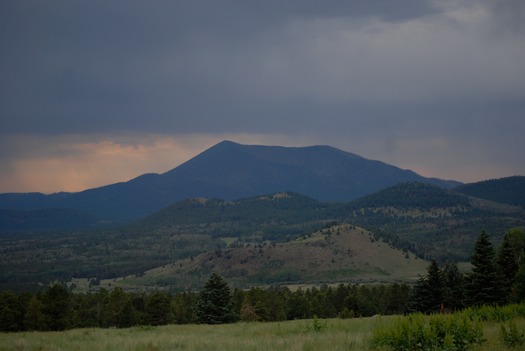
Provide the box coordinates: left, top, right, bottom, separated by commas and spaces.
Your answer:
0, 140, 460, 223
341, 182, 525, 262
455, 176, 525, 208
101, 224, 429, 291
128, 192, 342, 242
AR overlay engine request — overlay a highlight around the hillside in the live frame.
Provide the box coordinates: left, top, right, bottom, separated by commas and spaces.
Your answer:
1, 183, 523, 291
455, 176, 525, 208
128, 192, 342, 242
341, 182, 525, 261
0, 140, 460, 223
102, 224, 429, 291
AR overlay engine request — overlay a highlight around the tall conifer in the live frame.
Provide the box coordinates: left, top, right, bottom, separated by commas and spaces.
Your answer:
406, 259, 443, 313
466, 231, 504, 306
442, 262, 465, 311
196, 273, 237, 324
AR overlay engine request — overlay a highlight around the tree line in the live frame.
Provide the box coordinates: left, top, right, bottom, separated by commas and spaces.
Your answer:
1, 229, 524, 332
407, 229, 525, 313
0, 278, 410, 332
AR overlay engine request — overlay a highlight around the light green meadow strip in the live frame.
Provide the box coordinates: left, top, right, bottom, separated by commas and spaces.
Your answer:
1, 317, 524, 351
0, 318, 376, 351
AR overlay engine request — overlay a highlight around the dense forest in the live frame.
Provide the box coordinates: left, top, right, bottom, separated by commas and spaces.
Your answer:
0, 280, 412, 332
1, 229, 524, 332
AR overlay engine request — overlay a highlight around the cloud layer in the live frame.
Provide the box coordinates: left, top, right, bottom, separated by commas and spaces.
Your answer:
1, 0, 524, 192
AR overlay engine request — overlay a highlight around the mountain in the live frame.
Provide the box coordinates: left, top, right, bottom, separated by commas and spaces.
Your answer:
455, 176, 525, 208
0, 140, 460, 223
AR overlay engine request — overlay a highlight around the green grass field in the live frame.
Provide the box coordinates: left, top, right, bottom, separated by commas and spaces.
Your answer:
1, 316, 524, 351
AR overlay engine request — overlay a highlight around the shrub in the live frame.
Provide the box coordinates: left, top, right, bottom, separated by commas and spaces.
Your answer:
372, 313, 484, 351
305, 315, 327, 333
463, 303, 525, 322
500, 320, 525, 348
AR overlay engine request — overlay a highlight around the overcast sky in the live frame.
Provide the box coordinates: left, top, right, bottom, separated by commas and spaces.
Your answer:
1, 0, 524, 193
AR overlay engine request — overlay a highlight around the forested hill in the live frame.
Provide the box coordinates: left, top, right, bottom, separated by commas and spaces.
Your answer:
340, 182, 525, 262
455, 176, 525, 208
345, 182, 471, 210
127, 192, 342, 242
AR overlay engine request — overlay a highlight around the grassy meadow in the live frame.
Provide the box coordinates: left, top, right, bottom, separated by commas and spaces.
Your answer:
1, 316, 524, 351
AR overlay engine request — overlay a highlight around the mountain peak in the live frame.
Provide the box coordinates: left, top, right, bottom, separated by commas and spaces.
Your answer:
0, 141, 461, 221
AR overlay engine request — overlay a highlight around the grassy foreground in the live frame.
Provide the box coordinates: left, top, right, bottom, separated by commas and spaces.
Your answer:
1, 317, 524, 351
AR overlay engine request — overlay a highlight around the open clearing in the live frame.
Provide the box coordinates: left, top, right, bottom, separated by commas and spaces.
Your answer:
2, 316, 524, 351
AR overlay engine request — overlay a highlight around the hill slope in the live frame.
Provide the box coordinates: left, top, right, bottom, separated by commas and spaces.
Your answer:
455, 176, 525, 208
107, 224, 429, 291
128, 192, 341, 242
0, 140, 460, 223
341, 182, 525, 261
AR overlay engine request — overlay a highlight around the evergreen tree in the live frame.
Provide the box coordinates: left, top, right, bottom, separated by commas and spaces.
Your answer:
442, 262, 465, 311
42, 284, 70, 331
496, 232, 521, 303
287, 288, 310, 319
24, 294, 46, 331
0, 291, 23, 332
195, 273, 237, 324
466, 231, 504, 306
426, 260, 444, 312
512, 254, 525, 302
264, 286, 287, 321
106, 287, 136, 328
406, 260, 443, 313
499, 228, 525, 303
146, 291, 173, 326
171, 292, 197, 324
384, 283, 410, 315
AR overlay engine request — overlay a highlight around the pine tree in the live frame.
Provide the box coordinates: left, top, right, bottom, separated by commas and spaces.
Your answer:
512, 254, 525, 302
498, 228, 525, 303
196, 273, 237, 324
425, 259, 444, 313
406, 259, 443, 313
0, 291, 23, 332
442, 262, 465, 311
466, 231, 504, 306
406, 275, 428, 313
497, 232, 521, 303
24, 295, 46, 331
42, 284, 70, 331
146, 291, 172, 326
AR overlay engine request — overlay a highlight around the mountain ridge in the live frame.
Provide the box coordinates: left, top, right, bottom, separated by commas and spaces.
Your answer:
0, 140, 461, 223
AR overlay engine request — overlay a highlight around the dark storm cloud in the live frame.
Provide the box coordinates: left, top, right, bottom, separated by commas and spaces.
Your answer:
0, 0, 440, 135
0, 0, 524, 191
491, 0, 525, 35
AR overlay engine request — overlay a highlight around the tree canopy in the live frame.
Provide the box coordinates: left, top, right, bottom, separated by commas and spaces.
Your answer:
195, 273, 237, 324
